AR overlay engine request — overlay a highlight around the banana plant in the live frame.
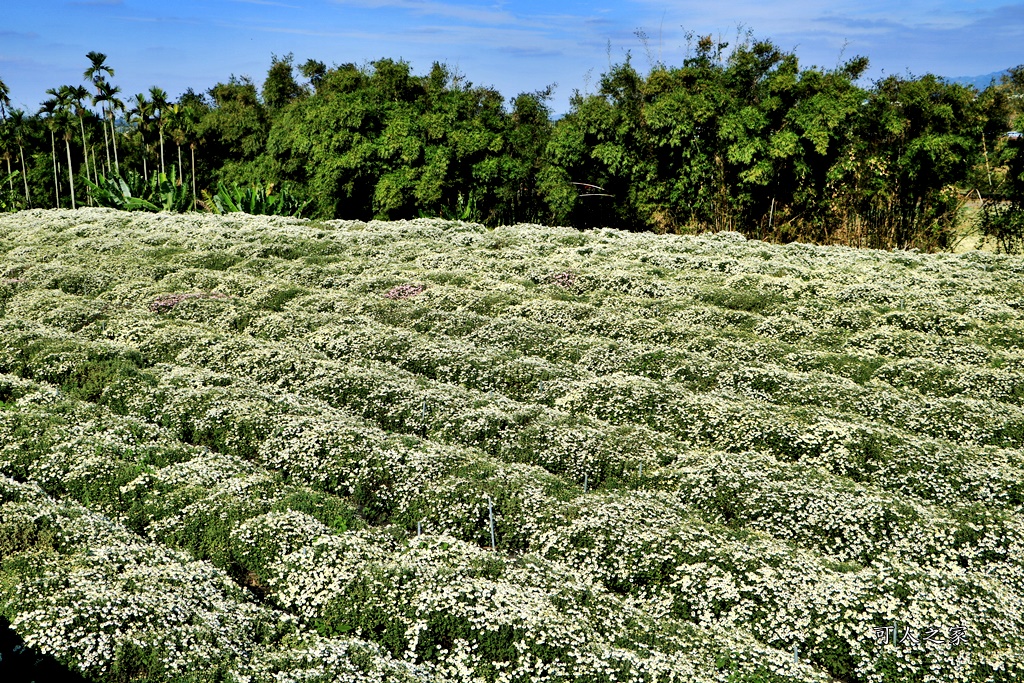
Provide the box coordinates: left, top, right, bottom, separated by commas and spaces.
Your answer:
0, 170, 21, 212
82, 169, 157, 211
83, 165, 190, 212
151, 165, 190, 212
204, 181, 311, 217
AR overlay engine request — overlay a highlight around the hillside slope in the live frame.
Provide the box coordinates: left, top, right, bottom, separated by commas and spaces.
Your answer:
2, 209, 1024, 682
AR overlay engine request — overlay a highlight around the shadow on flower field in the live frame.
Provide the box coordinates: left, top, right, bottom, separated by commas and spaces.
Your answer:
1, 618, 91, 682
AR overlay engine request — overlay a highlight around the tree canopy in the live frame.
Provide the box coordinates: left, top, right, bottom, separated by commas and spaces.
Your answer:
0, 35, 1021, 251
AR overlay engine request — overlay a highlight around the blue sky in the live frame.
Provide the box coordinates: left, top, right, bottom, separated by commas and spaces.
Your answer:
2, 0, 1022, 116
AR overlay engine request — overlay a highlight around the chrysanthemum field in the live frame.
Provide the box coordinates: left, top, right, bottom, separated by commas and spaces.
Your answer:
2, 208, 1024, 683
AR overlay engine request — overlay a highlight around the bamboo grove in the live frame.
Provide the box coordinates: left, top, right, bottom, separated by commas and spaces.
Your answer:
1, 35, 1023, 251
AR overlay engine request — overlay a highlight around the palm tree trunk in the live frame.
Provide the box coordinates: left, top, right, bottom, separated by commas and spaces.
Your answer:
18, 144, 30, 206
159, 127, 165, 176
4, 157, 12, 193
50, 130, 59, 208
78, 115, 89, 180
177, 143, 183, 185
142, 155, 148, 183
101, 106, 111, 174
78, 114, 92, 205
64, 136, 77, 210
109, 114, 120, 174
191, 144, 197, 211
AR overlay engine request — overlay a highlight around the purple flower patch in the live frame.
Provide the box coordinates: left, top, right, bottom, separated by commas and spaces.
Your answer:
384, 284, 427, 300
551, 271, 577, 289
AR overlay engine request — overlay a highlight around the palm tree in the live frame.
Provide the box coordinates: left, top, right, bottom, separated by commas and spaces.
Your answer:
129, 92, 154, 181
83, 51, 114, 92
61, 114, 77, 209
149, 86, 169, 176
91, 79, 111, 173
96, 80, 123, 175
9, 109, 30, 206
0, 76, 10, 195
69, 85, 93, 203
84, 52, 114, 171
181, 104, 203, 211
39, 98, 61, 207
48, 88, 78, 209
0, 123, 13, 194
0, 76, 10, 120
167, 104, 186, 184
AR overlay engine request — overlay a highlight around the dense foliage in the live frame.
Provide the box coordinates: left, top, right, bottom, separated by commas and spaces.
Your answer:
3, 209, 1024, 682
977, 67, 1024, 252
0, 37, 1022, 250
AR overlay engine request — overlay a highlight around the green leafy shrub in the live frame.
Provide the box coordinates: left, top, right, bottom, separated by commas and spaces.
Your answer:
205, 181, 311, 217
84, 167, 190, 213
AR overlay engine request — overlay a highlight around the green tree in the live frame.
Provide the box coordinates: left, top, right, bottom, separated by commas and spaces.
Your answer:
95, 80, 124, 174
263, 53, 304, 111
299, 59, 327, 94
543, 35, 871, 237
46, 86, 87, 209
67, 85, 95, 201
0, 85, 12, 196
0, 75, 10, 119
200, 75, 270, 187
542, 40, 736, 232
264, 63, 375, 218
84, 52, 115, 172
49, 87, 79, 209
500, 86, 555, 224
8, 109, 31, 206
713, 44, 869, 241
129, 92, 155, 181
176, 91, 209, 210
843, 74, 996, 249
977, 66, 1024, 252
39, 97, 61, 207
149, 86, 170, 176
1001, 68, 1024, 199
166, 103, 187, 183
266, 58, 533, 223
0, 120, 14, 196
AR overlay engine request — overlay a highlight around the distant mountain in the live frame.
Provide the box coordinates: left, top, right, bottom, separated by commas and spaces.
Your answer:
947, 70, 1009, 89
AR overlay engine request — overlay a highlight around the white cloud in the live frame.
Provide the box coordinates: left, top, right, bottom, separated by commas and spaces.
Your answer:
329, 0, 518, 25
229, 0, 302, 7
